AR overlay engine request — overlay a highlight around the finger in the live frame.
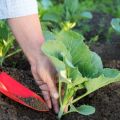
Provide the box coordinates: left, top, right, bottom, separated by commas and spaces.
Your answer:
39, 68, 59, 99
53, 70, 59, 84
42, 90, 52, 109
32, 72, 44, 86
31, 66, 40, 85
54, 75, 59, 85
51, 97, 59, 113
31, 67, 52, 108
46, 75, 59, 99
39, 84, 49, 92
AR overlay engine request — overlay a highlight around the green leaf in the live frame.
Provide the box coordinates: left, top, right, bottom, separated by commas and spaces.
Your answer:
77, 105, 95, 115
41, 40, 71, 71
102, 68, 120, 78
80, 11, 93, 19
84, 69, 120, 94
43, 31, 55, 41
42, 12, 61, 23
68, 67, 82, 79
56, 30, 84, 43
48, 56, 65, 71
56, 31, 88, 67
70, 104, 95, 116
64, 0, 79, 15
41, 0, 53, 9
86, 52, 103, 77
41, 5, 64, 23
72, 76, 87, 87
42, 30, 103, 78
41, 40, 71, 60
61, 52, 74, 68
56, 31, 103, 77
111, 18, 120, 32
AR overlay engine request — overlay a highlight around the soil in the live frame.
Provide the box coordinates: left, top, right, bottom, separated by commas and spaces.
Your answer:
3, 52, 30, 71
85, 12, 112, 42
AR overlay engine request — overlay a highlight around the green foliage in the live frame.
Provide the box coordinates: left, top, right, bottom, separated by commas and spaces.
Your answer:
80, 12, 93, 19
0, 21, 21, 66
0, 37, 22, 66
0, 21, 10, 40
69, 104, 95, 116
43, 31, 55, 41
41, 31, 120, 119
41, 0, 53, 9
38, 0, 93, 32
0, 38, 13, 65
111, 18, 120, 32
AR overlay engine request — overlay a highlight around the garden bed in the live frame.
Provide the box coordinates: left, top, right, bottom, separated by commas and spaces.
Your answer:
0, 0, 120, 119
0, 38, 120, 120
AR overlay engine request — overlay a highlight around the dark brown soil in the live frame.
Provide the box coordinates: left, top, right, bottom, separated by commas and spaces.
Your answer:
91, 39, 120, 61
86, 12, 112, 41
3, 52, 30, 71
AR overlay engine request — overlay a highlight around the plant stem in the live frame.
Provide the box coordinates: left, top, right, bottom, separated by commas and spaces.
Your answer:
71, 92, 89, 104
4, 49, 22, 59
0, 58, 4, 66
59, 80, 62, 106
58, 106, 64, 119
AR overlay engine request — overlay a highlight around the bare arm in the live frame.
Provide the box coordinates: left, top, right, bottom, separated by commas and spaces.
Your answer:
8, 14, 59, 113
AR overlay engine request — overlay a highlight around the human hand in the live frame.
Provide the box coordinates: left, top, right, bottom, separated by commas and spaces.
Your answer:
31, 51, 59, 113
8, 14, 59, 113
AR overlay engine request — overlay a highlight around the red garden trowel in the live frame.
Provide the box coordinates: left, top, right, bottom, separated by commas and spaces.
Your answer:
0, 70, 49, 112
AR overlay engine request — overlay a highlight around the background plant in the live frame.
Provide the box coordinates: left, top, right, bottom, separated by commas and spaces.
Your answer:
0, 21, 21, 66
38, 0, 92, 32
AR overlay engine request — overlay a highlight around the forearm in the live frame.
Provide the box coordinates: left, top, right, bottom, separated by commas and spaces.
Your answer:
8, 14, 44, 65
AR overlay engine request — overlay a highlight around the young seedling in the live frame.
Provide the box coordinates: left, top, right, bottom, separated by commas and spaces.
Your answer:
0, 38, 22, 66
0, 21, 22, 66
42, 30, 120, 119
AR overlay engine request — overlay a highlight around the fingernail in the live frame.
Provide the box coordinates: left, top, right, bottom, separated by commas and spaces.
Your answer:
55, 105, 59, 113
48, 104, 52, 109
48, 102, 52, 109
55, 108, 59, 113
53, 93, 59, 99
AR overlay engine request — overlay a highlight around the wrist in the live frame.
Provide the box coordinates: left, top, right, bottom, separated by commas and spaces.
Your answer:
27, 43, 45, 66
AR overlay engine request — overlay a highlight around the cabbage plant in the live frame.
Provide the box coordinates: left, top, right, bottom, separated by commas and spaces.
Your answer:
41, 31, 120, 119
39, 0, 92, 31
